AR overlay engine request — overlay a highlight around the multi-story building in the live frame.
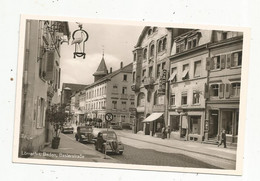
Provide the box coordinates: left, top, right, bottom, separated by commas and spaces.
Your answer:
132, 26, 189, 136
19, 20, 69, 155
205, 31, 243, 145
83, 55, 135, 128
168, 29, 212, 141
60, 83, 87, 106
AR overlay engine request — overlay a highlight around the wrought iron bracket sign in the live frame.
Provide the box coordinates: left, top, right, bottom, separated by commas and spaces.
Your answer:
71, 23, 89, 59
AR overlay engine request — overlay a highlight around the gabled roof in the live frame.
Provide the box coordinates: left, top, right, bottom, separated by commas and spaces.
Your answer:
62, 83, 87, 93
85, 63, 133, 89
93, 56, 108, 76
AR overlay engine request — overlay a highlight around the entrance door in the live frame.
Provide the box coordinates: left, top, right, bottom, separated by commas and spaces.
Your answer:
145, 123, 150, 135
209, 110, 218, 139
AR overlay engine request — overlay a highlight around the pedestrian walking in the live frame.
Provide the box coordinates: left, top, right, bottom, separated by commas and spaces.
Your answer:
167, 126, 171, 139
161, 127, 166, 139
218, 129, 227, 148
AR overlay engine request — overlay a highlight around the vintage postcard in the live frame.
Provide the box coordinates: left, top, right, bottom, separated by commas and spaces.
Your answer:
13, 14, 250, 175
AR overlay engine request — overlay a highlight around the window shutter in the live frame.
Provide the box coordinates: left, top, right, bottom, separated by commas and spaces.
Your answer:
226, 53, 231, 68
42, 99, 46, 127
204, 83, 209, 99
225, 83, 230, 98
220, 55, 226, 69
231, 53, 235, 67
210, 57, 214, 70
206, 57, 211, 70
219, 84, 224, 98
45, 51, 55, 81
58, 68, 61, 89
36, 97, 41, 128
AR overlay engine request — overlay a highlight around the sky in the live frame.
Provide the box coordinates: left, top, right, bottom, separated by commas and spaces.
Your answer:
59, 21, 144, 86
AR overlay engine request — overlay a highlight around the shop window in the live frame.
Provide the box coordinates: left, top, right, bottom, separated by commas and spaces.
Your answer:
181, 93, 188, 105
170, 115, 179, 132
194, 61, 201, 77
231, 51, 242, 67
231, 82, 241, 97
193, 92, 200, 104
189, 116, 201, 134
170, 94, 175, 106
210, 84, 219, 97
137, 92, 145, 107
222, 111, 233, 134
112, 101, 117, 109
182, 64, 189, 80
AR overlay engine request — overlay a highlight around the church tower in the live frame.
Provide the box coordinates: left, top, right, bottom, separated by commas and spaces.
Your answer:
93, 53, 108, 82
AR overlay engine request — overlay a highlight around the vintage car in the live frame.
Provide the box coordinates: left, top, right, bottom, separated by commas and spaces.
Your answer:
61, 123, 74, 134
95, 130, 124, 155
75, 126, 94, 143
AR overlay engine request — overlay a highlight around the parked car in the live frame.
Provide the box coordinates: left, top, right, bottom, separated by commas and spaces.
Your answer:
95, 130, 124, 155
75, 126, 94, 143
61, 123, 74, 134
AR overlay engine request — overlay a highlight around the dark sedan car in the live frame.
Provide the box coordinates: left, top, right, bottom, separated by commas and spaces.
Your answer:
95, 130, 124, 155
75, 126, 94, 143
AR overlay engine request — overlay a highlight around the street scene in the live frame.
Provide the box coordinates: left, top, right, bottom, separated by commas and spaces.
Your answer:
15, 18, 243, 172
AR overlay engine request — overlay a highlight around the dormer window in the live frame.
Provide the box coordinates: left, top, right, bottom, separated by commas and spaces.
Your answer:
148, 28, 152, 36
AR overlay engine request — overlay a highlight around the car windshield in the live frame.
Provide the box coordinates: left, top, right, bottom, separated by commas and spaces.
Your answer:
80, 127, 92, 132
102, 132, 117, 139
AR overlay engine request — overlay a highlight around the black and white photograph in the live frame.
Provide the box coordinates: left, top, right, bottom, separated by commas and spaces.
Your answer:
12, 15, 249, 176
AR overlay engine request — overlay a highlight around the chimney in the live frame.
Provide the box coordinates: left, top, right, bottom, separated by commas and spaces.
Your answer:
120, 62, 123, 69
110, 67, 112, 73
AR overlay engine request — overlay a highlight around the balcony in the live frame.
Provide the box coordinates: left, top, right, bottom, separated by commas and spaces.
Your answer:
131, 84, 140, 92
144, 77, 155, 89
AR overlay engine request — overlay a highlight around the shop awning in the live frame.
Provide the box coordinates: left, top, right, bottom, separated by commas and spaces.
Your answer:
142, 113, 163, 123
168, 72, 177, 81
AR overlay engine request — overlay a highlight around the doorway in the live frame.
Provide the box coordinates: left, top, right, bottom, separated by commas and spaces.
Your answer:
209, 110, 219, 139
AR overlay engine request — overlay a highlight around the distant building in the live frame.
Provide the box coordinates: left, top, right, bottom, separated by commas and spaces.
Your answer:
80, 55, 135, 128
60, 83, 87, 106
19, 20, 69, 155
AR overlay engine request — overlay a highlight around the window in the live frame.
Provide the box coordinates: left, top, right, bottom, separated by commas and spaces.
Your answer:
152, 27, 157, 32
211, 84, 219, 97
131, 102, 135, 106
150, 44, 155, 57
158, 40, 162, 52
182, 64, 189, 80
213, 56, 221, 70
193, 92, 200, 104
143, 48, 147, 59
122, 102, 127, 110
157, 64, 161, 78
194, 61, 201, 77
137, 93, 145, 106
134, 53, 137, 62
222, 31, 228, 40
142, 69, 146, 82
162, 62, 166, 70
231, 82, 241, 97
132, 71, 136, 83
181, 93, 188, 105
187, 40, 192, 49
123, 74, 127, 81
121, 115, 126, 122
169, 67, 177, 82
149, 66, 153, 77
162, 38, 167, 50
154, 91, 158, 105
170, 94, 175, 106
192, 38, 197, 47
113, 85, 118, 93
231, 51, 242, 67
189, 116, 201, 134
148, 28, 152, 35
122, 87, 127, 94
112, 101, 117, 109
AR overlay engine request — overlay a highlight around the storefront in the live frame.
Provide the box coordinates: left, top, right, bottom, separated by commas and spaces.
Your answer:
142, 113, 164, 137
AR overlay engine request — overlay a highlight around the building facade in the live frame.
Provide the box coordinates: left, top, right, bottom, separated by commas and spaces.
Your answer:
205, 31, 243, 145
168, 29, 212, 141
132, 26, 190, 136
19, 20, 69, 155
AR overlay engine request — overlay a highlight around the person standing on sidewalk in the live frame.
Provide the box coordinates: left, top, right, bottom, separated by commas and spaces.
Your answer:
218, 129, 227, 148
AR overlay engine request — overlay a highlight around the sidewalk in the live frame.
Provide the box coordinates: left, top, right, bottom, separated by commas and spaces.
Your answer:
116, 129, 237, 162
33, 133, 119, 163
